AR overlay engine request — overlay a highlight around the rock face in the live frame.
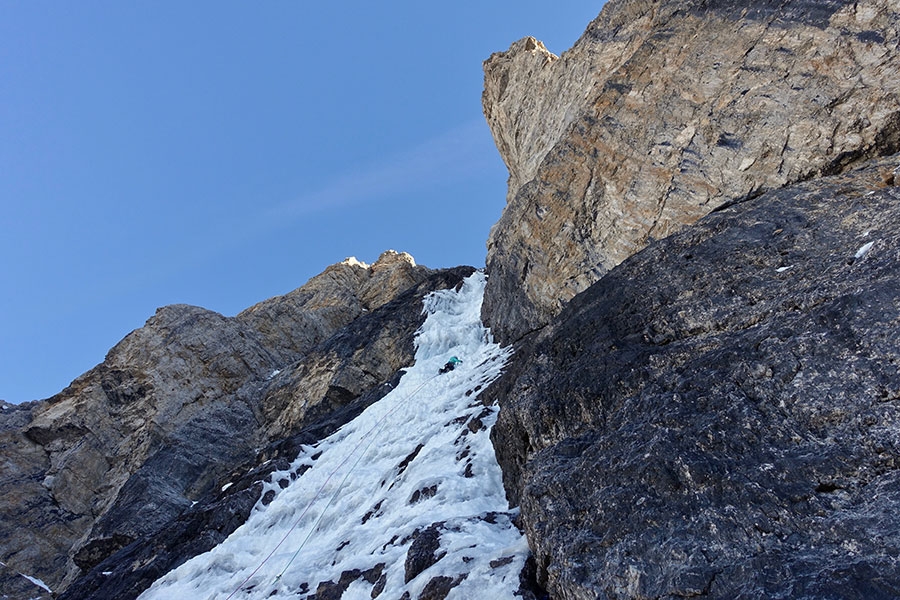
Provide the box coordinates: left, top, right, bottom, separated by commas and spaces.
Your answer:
487, 155, 900, 598
0, 251, 472, 597
237, 250, 430, 364
482, 0, 900, 344
258, 265, 474, 440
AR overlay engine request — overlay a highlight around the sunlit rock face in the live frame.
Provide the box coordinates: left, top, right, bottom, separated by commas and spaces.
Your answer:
236, 250, 430, 364
481, 0, 900, 344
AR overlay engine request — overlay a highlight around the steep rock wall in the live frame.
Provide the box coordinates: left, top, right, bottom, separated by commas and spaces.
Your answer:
482, 0, 900, 344
486, 154, 900, 598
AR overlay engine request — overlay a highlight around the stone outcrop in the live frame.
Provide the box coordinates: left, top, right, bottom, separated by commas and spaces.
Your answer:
486, 154, 900, 598
237, 250, 429, 364
0, 251, 469, 597
482, 0, 900, 344
8, 1, 900, 597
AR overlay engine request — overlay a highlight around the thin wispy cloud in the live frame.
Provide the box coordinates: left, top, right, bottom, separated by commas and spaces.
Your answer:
261, 119, 497, 225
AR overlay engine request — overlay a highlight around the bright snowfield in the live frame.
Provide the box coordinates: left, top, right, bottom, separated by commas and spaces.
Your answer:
139, 272, 528, 600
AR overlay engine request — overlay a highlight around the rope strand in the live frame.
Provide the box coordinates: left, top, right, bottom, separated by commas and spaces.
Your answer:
224, 373, 438, 600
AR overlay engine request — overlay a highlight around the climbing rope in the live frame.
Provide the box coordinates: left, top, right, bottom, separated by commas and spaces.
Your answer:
273, 409, 391, 582
225, 372, 439, 600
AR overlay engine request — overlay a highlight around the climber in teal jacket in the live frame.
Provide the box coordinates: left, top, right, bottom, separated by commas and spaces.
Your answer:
439, 356, 462, 374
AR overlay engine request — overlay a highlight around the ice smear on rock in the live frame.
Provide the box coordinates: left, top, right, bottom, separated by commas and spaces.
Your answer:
139, 271, 527, 600
854, 240, 875, 259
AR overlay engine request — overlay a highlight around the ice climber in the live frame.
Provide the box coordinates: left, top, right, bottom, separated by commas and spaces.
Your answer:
439, 356, 462, 374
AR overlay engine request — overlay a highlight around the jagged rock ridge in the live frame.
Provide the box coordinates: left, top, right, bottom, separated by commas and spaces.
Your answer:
481, 0, 900, 344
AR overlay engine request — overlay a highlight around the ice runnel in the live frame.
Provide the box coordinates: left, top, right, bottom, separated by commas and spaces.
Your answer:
139, 271, 527, 600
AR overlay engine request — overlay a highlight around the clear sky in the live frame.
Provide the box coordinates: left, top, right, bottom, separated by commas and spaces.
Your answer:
1, 2, 603, 403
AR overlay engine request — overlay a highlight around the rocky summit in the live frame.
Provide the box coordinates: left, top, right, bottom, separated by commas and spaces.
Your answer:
3, 0, 900, 599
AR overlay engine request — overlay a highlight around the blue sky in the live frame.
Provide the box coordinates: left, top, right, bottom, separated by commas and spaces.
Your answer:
1, 2, 603, 403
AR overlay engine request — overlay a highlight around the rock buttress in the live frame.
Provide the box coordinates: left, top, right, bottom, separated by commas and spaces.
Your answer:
481, 0, 900, 344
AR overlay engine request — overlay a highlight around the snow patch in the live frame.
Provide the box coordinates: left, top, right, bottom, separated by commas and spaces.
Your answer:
20, 574, 51, 594
341, 256, 369, 269
0, 560, 53, 594
139, 272, 527, 600
855, 241, 875, 259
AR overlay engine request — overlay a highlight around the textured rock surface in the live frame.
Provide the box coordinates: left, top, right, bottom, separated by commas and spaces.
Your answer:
56, 376, 401, 600
237, 250, 429, 364
0, 252, 463, 597
482, 0, 900, 344
487, 155, 900, 598
0, 401, 56, 599
7, 1, 900, 597
1, 304, 278, 593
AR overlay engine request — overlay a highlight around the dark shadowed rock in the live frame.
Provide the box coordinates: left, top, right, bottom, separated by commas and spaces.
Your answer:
487, 154, 900, 598
419, 573, 466, 600
405, 524, 444, 584
309, 563, 385, 600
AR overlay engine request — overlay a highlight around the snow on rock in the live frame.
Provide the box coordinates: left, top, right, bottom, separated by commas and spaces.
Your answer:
0, 560, 53, 596
854, 240, 875, 259
139, 272, 527, 600
22, 573, 52, 594
341, 257, 370, 269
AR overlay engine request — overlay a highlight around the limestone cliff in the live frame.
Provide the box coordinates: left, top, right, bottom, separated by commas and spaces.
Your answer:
236, 250, 429, 364
0, 251, 471, 597
482, 0, 900, 344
